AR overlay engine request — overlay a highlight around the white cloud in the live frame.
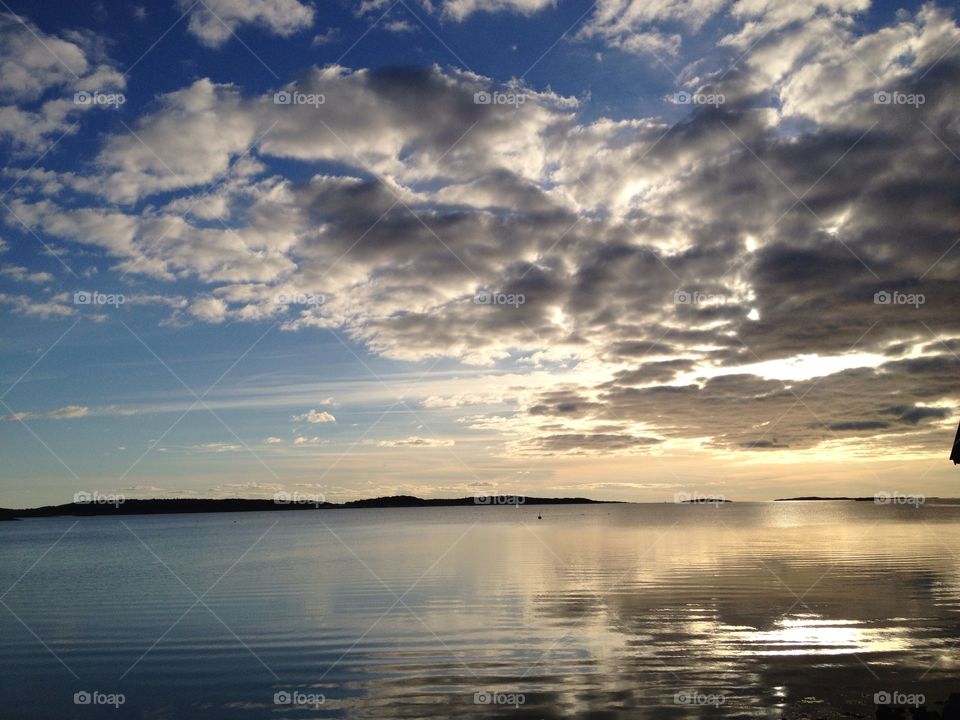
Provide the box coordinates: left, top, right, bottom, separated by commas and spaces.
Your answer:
377, 436, 455, 447
422, 392, 506, 408
48, 404, 89, 419
0, 13, 125, 149
191, 442, 244, 452
180, 0, 314, 47
264, 436, 284, 444
382, 19, 416, 33
0, 292, 74, 318
578, 0, 727, 57
361, 0, 554, 22
188, 296, 229, 323
0, 13, 124, 101
311, 29, 340, 45
0, 265, 54, 283
95, 79, 259, 203
291, 409, 336, 423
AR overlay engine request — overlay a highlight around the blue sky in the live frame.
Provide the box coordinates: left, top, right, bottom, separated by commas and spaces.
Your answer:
1, 0, 960, 506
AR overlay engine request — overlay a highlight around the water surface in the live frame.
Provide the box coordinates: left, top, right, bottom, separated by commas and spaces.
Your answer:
2, 502, 959, 718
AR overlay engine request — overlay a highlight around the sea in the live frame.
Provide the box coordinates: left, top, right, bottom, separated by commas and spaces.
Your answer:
1, 501, 959, 718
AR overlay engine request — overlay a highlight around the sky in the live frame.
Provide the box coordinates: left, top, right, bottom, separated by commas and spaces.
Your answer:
0, 0, 959, 506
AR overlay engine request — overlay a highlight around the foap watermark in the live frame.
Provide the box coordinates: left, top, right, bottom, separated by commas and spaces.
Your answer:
673, 91, 725, 107
874, 492, 925, 507
74, 291, 125, 307
74, 491, 125, 508
474, 90, 526, 106
874, 90, 925, 108
874, 290, 924, 308
74, 90, 126, 108
74, 691, 125, 708
473, 690, 525, 708
475, 493, 526, 506
674, 690, 726, 707
273, 90, 325, 108
674, 290, 726, 306
473, 290, 525, 307
273, 690, 325, 708
274, 292, 325, 307
675, 491, 727, 506
273, 491, 326, 507
874, 690, 925, 708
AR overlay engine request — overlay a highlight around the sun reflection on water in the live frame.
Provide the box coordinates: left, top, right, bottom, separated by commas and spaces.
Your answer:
732, 614, 909, 656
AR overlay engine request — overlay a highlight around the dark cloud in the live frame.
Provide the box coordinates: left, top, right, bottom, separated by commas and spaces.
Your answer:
529, 433, 663, 454
519, 356, 959, 452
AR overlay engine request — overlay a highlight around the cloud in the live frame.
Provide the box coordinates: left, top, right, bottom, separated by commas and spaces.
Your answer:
0, 265, 54, 283
438, 0, 555, 21
0, 13, 125, 149
359, 0, 555, 21
529, 432, 663, 454
382, 19, 416, 33
577, 0, 727, 58
311, 29, 340, 46
0, 293, 74, 318
48, 404, 89, 419
191, 442, 244, 452
293, 435, 328, 445
4, 404, 142, 421
179, 0, 314, 47
377, 436, 455, 447
264, 436, 284, 444
205, 480, 283, 496
291, 409, 336, 423
6, 5, 960, 463
93, 78, 260, 203
0, 13, 124, 101
422, 392, 506, 408
188, 296, 229, 323
515, 358, 960, 454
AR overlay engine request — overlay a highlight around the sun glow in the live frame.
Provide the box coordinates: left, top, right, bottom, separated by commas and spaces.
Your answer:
698, 352, 886, 383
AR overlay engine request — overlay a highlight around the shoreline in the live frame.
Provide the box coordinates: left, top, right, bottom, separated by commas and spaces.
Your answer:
0, 495, 616, 520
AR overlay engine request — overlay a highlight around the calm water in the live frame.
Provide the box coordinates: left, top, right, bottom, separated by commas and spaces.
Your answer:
1, 502, 959, 718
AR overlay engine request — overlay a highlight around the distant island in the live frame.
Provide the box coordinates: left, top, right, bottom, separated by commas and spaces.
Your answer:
774, 496, 863, 501
774, 496, 951, 502
680, 498, 732, 503
0, 495, 614, 520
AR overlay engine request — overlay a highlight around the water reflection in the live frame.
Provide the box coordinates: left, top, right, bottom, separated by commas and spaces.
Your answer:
737, 615, 910, 656
1, 502, 959, 718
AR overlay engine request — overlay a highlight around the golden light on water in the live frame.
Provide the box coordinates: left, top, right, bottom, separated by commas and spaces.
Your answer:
733, 614, 909, 657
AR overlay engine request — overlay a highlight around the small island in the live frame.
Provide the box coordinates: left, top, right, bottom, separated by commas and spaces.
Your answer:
774, 496, 861, 501
0, 495, 615, 520
774, 496, 950, 502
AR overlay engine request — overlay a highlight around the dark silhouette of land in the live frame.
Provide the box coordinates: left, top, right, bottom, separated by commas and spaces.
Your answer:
0, 495, 613, 520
